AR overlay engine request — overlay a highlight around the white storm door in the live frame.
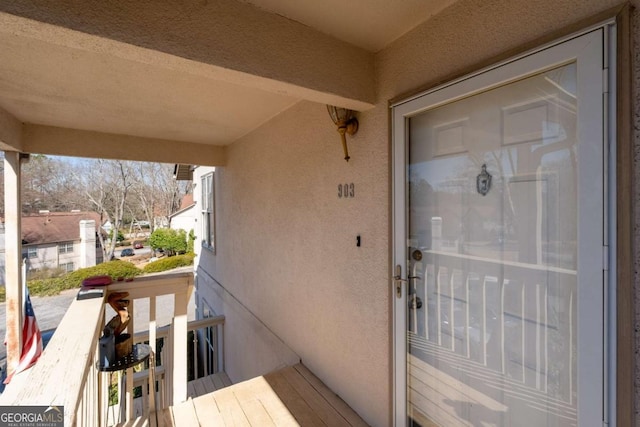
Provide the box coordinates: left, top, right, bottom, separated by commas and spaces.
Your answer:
393, 29, 608, 427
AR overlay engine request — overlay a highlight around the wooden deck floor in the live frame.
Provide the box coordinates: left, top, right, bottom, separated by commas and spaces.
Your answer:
126, 372, 232, 422
159, 364, 369, 426
187, 372, 232, 399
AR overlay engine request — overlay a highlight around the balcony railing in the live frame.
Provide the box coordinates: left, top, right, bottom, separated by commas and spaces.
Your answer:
121, 315, 225, 422
1, 271, 224, 426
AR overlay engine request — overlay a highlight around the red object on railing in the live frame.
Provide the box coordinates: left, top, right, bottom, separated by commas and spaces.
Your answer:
81, 275, 112, 287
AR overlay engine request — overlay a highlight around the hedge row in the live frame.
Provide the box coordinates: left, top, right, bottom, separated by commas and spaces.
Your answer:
142, 253, 195, 273
0, 255, 195, 302
0, 260, 142, 301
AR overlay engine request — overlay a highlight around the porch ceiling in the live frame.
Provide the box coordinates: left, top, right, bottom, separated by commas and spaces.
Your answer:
242, 0, 457, 52
0, 0, 454, 165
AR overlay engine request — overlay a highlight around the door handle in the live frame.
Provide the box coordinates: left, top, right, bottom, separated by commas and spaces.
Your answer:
394, 275, 407, 298
393, 265, 406, 298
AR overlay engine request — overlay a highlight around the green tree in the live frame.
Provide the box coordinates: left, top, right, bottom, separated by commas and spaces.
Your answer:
187, 229, 196, 253
109, 229, 125, 242
174, 229, 188, 254
149, 228, 187, 256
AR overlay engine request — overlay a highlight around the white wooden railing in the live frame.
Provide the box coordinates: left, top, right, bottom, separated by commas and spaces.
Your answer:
410, 250, 576, 402
1, 271, 198, 426
124, 315, 225, 420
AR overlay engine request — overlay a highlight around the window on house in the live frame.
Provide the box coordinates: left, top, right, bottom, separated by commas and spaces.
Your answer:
58, 242, 74, 254
201, 173, 215, 252
59, 262, 74, 273
27, 246, 37, 259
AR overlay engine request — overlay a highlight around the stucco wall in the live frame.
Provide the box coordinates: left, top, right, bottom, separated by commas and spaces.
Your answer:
195, 266, 301, 380
197, 99, 390, 425
199, 1, 637, 426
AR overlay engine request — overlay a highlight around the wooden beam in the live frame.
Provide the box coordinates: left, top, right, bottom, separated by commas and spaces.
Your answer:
22, 124, 226, 167
3, 152, 23, 375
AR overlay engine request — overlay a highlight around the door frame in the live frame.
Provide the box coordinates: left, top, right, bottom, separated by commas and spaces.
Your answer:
391, 22, 618, 427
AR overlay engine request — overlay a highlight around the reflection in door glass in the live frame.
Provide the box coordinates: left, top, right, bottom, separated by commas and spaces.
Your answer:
407, 63, 578, 426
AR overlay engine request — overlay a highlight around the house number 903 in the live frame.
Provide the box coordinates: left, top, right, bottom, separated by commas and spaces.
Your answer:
338, 183, 355, 198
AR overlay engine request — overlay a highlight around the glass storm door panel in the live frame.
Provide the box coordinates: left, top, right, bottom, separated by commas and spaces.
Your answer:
393, 30, 606, 427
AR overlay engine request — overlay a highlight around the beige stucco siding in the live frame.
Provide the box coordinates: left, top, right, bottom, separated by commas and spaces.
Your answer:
195, 98, 389, 424
377, 0, 623, 99
198, 1, 638, 426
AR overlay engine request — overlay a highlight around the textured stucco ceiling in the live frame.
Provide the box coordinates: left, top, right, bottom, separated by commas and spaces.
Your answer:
0, 0, 454, 154
0, 31, 298, 146
242, 0, 456, 52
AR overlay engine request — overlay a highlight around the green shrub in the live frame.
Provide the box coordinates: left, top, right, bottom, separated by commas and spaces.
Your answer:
0, 260, 144, 302
0, 255, 193, 302
149, 228, 188, 256
109, 229, 125, 243
142, 253, 195, 274
26, 267, 67, 281
62, 260, 141, 286
28, 278, 66, 296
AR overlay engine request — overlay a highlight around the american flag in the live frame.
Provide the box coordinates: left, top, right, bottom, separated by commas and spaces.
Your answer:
4, 290, 43, 384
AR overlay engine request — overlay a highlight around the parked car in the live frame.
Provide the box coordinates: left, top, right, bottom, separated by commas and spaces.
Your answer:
133, 241, 144, 249
120, 248, 135, 257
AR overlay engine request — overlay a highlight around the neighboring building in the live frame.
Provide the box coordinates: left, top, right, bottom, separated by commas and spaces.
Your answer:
153, 216, 169, 230
0, 2, 639, 426
101, 220, 112, 234
20, 211, 103, 273
168, 194, 195, 234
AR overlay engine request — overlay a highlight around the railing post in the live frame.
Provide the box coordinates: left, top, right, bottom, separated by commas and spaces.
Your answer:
172, 288, 188, 404
193, 332, 198, 380
161, 343, 168, 408
125, 299, 135, 421
212, 326, 218, 375
149, 296, 157, 420
220, 322, 225, 373
4, 152, 23, 375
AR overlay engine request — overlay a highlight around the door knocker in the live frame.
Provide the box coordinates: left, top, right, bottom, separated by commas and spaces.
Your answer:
476, 164, 492, 196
